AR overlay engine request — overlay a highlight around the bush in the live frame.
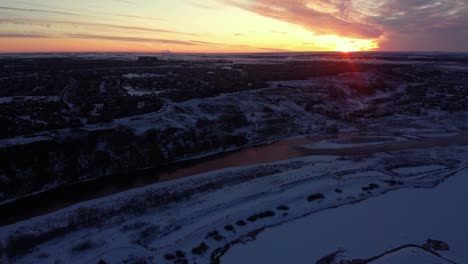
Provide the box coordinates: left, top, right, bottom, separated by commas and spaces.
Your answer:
175, 250, 185, 258
72, 240, 95, 252
224, 225, 235, 232
213, 234, 225, 241
164, 254, 175, 260
192, 242, 209, 255
423, 239, 449, 251
206, 230, 224, 241
277, 205, 289, 211
247, 210, 276, 222
136, 225, 160, 246
384, 180, 400, 186
247, 215, 257, 222
236, 220, 246, 226
362, 183, 380, 191
206, 230, 219, 239
307, 193, 325, 202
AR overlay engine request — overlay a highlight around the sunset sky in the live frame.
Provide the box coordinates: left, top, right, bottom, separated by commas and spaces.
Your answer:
0, 0, 467, 53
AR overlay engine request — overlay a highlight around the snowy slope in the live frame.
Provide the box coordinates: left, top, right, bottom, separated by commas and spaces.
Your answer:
222, 167, 468, 264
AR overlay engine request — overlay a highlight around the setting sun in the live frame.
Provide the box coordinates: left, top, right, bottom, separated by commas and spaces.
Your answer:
304, 35, 379, 52
331, 37, 379, 52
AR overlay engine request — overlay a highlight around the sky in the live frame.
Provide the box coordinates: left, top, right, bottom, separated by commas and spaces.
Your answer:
0, 0, 467, 53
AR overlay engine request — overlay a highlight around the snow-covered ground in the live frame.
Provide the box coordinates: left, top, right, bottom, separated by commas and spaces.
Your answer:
1, 140, 466, 264
123, 73, 165, 79
0, 96, 59, 104
123, 85, 165, 96
303, 135, 406, 149
222, 165, 468, 264
439, 65, 468, 72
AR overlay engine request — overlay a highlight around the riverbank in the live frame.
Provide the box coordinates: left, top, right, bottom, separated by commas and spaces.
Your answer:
0, 136, 316, 226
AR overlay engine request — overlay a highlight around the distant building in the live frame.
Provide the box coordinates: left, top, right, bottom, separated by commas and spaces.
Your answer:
138, 56, 159, 63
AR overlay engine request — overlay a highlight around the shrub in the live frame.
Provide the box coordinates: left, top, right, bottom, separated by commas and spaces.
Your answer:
72, 240, 95, 252
213, 234, 225, 241
192, 242, 209, 255
423, 239, 449, 251
307, 193, 325, 202
383, 180, 399, 186
136, 225, 160, 246
362, 183, 380, 191
277, 205, 289, 211
247, 215, 258, 222
206, 230, 224, 241
263, 211, 275, 217
224, 225, 235, 232
236, 220, 246, 226
247, 210, 276, 222
206, 230, 219, 239
175, 250, 185, 258
164, 254, 175, 260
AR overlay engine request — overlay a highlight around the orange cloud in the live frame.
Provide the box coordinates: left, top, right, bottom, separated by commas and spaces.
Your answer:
225, 0, 382, 39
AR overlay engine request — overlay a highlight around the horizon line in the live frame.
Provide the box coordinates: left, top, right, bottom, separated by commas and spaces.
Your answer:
1, 50, 468, 55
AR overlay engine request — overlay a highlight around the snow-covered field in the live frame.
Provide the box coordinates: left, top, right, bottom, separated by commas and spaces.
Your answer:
0, 96, 59, 104
1, 139, 466, 263
303, 135, 405, 149
222, 165, 468, 264
123, 85, 165, 96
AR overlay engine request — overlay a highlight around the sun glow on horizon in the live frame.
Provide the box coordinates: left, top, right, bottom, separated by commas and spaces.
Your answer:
302, 34, 379, 53
0, 0, 465, 53
0, 1, 381, 53
326, 36, 378, 52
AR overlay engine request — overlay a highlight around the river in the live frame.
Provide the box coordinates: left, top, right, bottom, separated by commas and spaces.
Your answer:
0, 136, 316, 226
